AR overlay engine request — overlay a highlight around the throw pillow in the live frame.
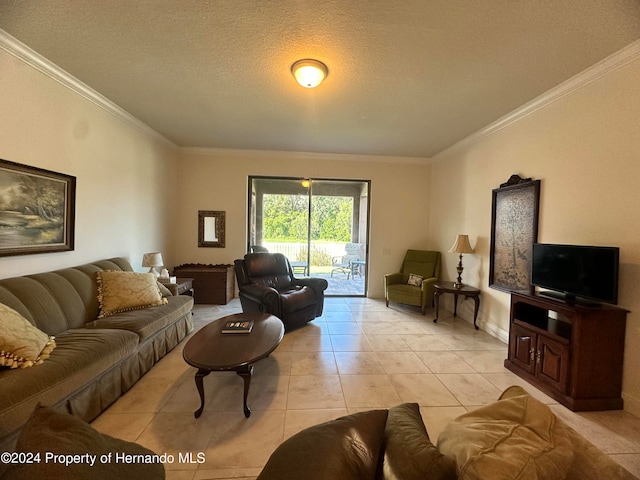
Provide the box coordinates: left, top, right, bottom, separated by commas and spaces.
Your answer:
407, 273, 424, 286
0, 303, 56, 369
2, 405, 165, 480
437, 387, 573, 480
257, 409, 389, 480
382, 403, 457, 480
97, 271, 167, 318
156, 281, 173, 298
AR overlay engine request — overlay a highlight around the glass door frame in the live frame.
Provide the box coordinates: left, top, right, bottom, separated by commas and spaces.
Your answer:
247, 176, 371, 297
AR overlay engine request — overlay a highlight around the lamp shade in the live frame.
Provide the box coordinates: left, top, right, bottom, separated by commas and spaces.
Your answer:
142, 252, 164, 268
291, 59, 328, 88
449, 235, 474, 254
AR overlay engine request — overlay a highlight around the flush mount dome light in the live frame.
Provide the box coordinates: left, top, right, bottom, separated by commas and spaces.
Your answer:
291, 59, 328, 88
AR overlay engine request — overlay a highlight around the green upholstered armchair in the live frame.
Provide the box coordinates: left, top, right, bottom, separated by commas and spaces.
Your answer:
384, 250, 441, 315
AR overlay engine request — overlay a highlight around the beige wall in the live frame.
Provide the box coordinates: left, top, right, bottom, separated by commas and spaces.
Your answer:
172, 149, 431, 298
0, 48, 178, 278
429, 53, 640, 415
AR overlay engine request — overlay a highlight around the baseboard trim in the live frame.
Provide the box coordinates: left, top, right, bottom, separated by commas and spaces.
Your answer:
482, 320, 509, 344
622, 392, 640, 418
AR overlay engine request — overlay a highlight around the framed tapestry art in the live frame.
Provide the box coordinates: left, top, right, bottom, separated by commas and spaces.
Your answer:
0, 159, 76, 257
489, 175, 540, 293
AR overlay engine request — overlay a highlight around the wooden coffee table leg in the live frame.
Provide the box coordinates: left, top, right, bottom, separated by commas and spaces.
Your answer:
237, 365, 254, 418
194, 368, 211, 418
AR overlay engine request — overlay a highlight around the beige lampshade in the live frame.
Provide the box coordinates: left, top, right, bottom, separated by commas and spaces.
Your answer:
449, 235, 474, 254
142, 252, 164, 268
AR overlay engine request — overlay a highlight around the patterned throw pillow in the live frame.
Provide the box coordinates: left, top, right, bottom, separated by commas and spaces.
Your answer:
97, 271, 167, 318
407, 273, 424, 286
0, 303, 56, 369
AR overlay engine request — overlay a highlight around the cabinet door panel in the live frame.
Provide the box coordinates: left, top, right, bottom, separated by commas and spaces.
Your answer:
510, 324, 536, 374
537, 336, 570, 393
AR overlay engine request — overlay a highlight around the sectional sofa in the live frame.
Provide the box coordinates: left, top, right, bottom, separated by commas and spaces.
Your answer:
257, 385, 636, 480
0, 257, 194, 452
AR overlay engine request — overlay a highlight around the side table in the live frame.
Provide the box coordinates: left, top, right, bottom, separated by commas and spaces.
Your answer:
164, 277, 195, 299
290, 261, 309, 276
433, 281, 481, 330
172, 264, 234, 304
350, 259, 366, 278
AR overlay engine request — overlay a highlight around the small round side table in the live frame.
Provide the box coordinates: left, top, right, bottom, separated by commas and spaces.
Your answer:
433, 281, 481, 330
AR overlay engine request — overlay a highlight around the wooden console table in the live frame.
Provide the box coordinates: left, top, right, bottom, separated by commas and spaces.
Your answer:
172, 264, 234, 304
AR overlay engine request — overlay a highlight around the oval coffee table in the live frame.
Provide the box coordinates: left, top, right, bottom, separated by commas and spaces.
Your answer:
183, 312, 284, 418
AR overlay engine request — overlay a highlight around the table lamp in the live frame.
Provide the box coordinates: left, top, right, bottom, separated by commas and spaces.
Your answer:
142, 252, 164, 277
449, 235, 474, 287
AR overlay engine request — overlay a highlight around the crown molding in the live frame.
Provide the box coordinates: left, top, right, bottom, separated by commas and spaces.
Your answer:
0, 29, 177, 150
180, 146, 430, 164
437, 39, 640, 158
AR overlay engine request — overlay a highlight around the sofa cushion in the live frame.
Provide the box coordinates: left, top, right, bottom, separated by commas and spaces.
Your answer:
0, 258, 134, 335
257, 409, 389, 480
97, 271, 167, 318
3, 405, 164, 480
0, 328, 139, 444
85, 295, 194, 341
0, 303, 56, 369
383, 403, 457, 480
498, 386, 636, 480
407, 274, 424, 286
386, 284, 422, 304
437, 386, 573, 480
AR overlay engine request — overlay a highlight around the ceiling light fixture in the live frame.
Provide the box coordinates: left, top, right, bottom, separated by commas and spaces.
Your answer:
291, 59, 328, 88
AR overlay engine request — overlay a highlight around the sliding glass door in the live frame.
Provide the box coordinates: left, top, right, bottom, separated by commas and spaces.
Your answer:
248, 177, 370, 296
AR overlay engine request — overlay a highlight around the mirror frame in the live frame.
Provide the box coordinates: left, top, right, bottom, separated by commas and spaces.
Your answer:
198, 210, 225, 248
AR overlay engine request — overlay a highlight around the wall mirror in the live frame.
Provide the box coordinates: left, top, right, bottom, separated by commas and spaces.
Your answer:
198, 210, 225, 248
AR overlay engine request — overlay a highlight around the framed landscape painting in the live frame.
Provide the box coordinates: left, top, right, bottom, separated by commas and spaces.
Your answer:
489, 176, 540, 293
0, 159, 76, 256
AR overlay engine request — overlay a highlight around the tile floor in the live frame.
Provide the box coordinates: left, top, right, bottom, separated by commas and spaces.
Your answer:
317, 271, 365, 296
91, 297, 640, 479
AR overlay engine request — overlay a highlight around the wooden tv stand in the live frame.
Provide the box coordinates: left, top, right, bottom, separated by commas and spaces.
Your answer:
505, 292, 628, 411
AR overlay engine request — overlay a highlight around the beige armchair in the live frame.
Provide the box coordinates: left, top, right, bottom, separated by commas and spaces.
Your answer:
384, 250, 441, 315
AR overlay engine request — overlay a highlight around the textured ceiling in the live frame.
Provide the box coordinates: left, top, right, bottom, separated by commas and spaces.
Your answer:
1, 1, 639, 158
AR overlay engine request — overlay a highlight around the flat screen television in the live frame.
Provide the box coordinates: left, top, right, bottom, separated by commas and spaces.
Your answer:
531, 243, 619, 306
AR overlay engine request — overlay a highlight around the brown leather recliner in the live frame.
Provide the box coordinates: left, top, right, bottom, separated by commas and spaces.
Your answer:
234, 253, 328, 331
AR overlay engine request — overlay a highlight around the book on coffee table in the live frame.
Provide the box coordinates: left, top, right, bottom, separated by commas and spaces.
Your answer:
222, 320, 254, 334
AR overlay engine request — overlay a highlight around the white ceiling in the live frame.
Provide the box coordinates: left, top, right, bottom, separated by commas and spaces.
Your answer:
1, 1, 639, 158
